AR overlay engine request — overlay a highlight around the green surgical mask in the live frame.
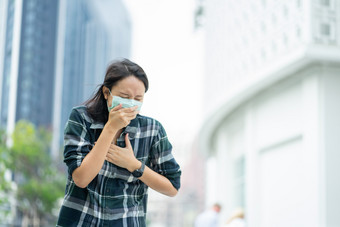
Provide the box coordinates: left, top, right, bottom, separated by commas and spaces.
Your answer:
107, 90, 142, 112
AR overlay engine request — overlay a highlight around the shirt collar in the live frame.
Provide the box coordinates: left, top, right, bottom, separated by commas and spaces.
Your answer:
124, 116, 139, 138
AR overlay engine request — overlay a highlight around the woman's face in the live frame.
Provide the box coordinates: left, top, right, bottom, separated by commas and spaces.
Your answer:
104, 76, 145, 105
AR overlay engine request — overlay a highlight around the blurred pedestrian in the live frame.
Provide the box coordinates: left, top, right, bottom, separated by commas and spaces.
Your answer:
224, 208, 246, 227
194, 203, 222, 227
56, 59, 181, 226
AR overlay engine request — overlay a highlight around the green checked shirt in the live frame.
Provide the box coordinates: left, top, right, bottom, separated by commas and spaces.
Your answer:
57, 106, 181, 227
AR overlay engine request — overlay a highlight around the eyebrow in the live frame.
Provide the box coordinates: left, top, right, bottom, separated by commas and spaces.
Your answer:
119, 92, 129, 96
119, 92, 143, 97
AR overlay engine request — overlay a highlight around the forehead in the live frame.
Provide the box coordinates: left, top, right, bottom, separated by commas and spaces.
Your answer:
112, 76, 145, 94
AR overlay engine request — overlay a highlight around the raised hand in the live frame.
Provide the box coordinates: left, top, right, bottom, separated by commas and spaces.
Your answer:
107, 104, 138, 131
106, 133, 141, 172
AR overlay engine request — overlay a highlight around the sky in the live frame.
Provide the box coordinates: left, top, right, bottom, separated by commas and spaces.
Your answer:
123, 0, 205, 152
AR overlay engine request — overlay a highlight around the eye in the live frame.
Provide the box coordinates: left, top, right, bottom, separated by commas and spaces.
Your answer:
118, 92, 130, 99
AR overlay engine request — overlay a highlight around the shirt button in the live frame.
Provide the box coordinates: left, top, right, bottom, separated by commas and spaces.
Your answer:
106, 189, 110, 193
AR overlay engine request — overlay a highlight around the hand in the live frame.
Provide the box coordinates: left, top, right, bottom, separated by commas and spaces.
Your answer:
107, 104, 138, 131
106, 133, 141, 172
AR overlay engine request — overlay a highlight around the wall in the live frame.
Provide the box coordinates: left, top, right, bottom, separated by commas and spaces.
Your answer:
209, 64, 337, 227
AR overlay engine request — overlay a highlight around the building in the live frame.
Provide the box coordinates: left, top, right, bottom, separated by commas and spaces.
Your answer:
0, 0, 59, 224
0, 0, 132, 223
200, 0, 340, 227
0, 0, 58, 135
52, 0, 132, 157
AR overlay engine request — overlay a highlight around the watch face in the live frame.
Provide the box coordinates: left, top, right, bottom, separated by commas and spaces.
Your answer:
132, 162, 145, 178
132, 169, 143, 178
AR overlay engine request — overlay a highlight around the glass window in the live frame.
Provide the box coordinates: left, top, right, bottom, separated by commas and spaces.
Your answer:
320, 23, 331, 36
233, 156, 245, 207
296, 0, 301, 8
296, 26, 301, 38
283, 5, 288, 17
320, 0, 330, 6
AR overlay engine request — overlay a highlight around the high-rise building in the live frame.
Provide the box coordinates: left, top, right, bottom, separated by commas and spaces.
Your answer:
0, 0, 16, 133
52, 0, 132, 157
0, 0, 59, 223
0, 0, 132, 223
200, 0, 340, 226
0, 0, 59, 134
0, 0, 9, 129
0, 0, 131, 156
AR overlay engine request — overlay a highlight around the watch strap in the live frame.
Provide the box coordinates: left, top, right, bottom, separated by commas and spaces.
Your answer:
132, 162, 145, 178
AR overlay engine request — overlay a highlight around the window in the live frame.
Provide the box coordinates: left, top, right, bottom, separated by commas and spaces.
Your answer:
261, 22, 266, 33
296, 0, 302, 8
320, 23, 331, 36
261, 49, 266, 60
271, 42, 277, 53
271, 14, 277, 25
296, 26, 301, 38
233, 156, 245, 207
283, 34, 288, 45
283, 5, 288, 17
320, 0, 330, 6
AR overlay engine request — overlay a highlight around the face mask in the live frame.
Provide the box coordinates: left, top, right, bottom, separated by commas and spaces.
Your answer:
107, 90, 143, 112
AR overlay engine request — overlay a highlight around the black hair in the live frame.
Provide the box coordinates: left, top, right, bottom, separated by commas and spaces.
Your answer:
84, 58, 149, 123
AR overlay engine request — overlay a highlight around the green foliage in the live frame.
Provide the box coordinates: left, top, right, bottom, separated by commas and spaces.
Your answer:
4, 120, 65, 222
0, 129, 10, 196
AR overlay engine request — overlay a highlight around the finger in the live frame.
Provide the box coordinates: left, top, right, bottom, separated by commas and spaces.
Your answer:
106, 151, 114, 158
121, 106, 138, 113
106, 155, 114, 163
117, 112, 137, 122
110, 144, 120, 150
125, 133, 132, 148
124, 112, 138, 119
110, 104, 122, 112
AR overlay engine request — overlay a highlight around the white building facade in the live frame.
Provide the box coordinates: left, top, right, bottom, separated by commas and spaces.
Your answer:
200, 0, 340, 227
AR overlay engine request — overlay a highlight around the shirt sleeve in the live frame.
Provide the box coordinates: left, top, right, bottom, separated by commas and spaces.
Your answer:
149, 122, 182, 190
63, 108, 92, 176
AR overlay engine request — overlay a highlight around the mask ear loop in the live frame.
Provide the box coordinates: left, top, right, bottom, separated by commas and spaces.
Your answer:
107, 89, 114, 110
108, 89, 113, 97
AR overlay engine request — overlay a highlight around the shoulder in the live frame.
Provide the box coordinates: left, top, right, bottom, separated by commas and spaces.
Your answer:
67, 106, 95, 128
136, 114, 167, 131
70, 105, 87, 115
136, 114, 163, 128
135, 114, 168, 137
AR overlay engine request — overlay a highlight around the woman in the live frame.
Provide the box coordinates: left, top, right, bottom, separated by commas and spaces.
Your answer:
57, 59, 181, 227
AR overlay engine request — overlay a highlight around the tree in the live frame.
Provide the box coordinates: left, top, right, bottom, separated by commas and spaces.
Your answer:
6, 120, 65, 226
0, 129, 12, 223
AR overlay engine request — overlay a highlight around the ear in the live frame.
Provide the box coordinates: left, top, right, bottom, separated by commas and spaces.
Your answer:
102, 86, 109, 100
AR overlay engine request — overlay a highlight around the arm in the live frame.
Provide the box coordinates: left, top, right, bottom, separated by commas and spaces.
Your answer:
106, 133, 181, 197
71, 124, 116, 188
138, 165, 178, 197
69, 104, 138, 188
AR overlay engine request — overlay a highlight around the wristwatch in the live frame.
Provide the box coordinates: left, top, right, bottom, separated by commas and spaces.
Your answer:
132, 162, 145, 178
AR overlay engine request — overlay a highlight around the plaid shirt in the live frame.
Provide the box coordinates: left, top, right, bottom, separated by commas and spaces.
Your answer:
57, 106, 181, 227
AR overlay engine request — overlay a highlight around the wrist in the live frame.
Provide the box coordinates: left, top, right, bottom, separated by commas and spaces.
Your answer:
128, 160, 142, 173
130, 161, 145, 178
103, 122, 119, 135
